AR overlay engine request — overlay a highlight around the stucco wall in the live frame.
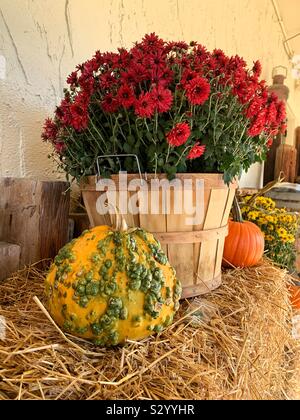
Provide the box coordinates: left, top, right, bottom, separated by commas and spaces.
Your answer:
0, 0, 299, 185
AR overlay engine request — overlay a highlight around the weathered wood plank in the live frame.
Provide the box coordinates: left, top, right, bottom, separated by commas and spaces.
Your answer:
0, 178, 70, 267
275, 144, 297, 183
0, 241, 20, 280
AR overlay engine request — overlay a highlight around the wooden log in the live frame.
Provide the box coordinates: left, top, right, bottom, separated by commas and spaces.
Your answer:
0, 178, 70, 267
0, 242, 20, 281
274, 144, 297, 183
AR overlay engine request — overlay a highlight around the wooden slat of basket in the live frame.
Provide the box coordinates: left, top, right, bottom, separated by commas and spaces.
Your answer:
214, 188, 236, 278
138, 189, 168, 255
167, 190, 194, 287
81, 180, 109, 227
115, 190, 135, 228
197, 188, 229, 283
129, 190, 140, 228
193, 185, 211, 280
152, 225, 228, 243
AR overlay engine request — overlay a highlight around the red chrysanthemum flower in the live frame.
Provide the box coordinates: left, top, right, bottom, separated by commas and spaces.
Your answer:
180, 69, 198, 89
151, 67, 174, 87
267, 101, 278, 124
145, 50, 167, 68
135, 92, 155, 118
248, 110, 267, 137
178, 55, 190, 68
102, 93, 119, 113
55, 142, 66, 153
252, 60, 262, 78
120, 70, 137, 86
245, 98, 263, 118
70, 101, 89, 131
82, 58, 99, 75
166, 41, 189, 53
78, 76, 95, 95
193, 44, 209, 61
212, 49, 229, 69
141, 32, 165, 50
185, 77, 210, 105
112, 48, 131, 67
277, 100, 286, 122
55, 98, 72, 126
150, 86, 173, 113
280, 123, 287, 134
135, 63, 151, 82
42, 118, 58, 142
187, 142, 206, 160
118, 84, 136, 109
67, 71, 78, 87
166, 122, 191, 147
99, 73, 117, 89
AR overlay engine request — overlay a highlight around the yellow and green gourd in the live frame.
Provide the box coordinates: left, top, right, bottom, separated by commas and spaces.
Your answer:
45, 214, 181, 346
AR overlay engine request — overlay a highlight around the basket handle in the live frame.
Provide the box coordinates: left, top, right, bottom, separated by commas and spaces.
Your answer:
96, 154, 144, 184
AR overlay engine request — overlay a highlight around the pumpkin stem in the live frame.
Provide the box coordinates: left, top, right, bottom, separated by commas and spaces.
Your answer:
106, 203, 128, 232
232, 195, 243, 223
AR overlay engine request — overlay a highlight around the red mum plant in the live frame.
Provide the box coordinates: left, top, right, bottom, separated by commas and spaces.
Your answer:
42, 33, 286, 182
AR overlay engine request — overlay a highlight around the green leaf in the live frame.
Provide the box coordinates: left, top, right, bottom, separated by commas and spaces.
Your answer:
146, 131, 153, 142
127, 134, 136, 146
157, 129, 165, 141
123, 143, 132, 153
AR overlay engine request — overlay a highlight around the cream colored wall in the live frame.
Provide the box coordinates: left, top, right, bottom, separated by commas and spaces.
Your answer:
0, 0, 300, 185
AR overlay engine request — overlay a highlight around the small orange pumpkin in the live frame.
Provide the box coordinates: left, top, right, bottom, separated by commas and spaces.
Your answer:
223, 196, 265, 268
288, 284, 300, 310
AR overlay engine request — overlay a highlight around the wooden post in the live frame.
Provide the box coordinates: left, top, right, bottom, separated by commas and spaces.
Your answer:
274, 144, 297, 183
0, 178, 70, 267
295, 127, 300, 181
263, 134, 282, 184
0, 242, 21, 281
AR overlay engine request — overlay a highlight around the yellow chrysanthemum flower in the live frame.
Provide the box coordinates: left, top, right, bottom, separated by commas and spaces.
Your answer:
241, 206, 250, 213
276, 227, 288, 238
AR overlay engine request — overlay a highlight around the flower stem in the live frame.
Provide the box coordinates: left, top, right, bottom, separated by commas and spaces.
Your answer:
174, 145, 190, 166
165, 144, 170, 164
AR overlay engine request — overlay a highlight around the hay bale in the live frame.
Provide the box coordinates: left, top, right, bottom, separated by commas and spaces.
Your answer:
0, 261, 298, 400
